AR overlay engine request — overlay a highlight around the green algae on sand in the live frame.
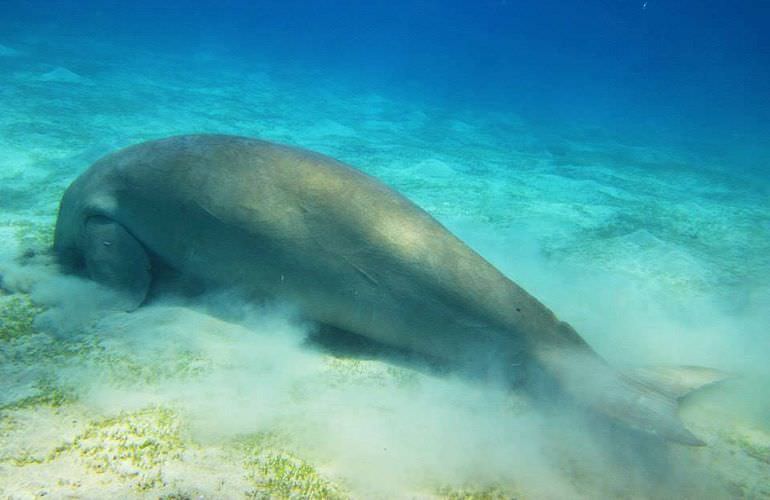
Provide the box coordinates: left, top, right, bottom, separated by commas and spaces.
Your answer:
52, 406, 186, 491
237, 433, 348, 499
0, 294, 41, 341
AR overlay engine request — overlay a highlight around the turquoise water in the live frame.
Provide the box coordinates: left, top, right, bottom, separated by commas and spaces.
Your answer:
1, 1, 769, 498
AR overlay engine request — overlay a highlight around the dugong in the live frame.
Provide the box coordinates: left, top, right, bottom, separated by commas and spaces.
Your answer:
54, 134, 723, 445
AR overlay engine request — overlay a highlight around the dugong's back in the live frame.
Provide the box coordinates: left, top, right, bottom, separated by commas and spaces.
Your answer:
54, 134, 718, 446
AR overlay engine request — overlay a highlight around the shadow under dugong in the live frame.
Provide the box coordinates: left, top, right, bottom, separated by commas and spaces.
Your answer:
53, 134, 725, 445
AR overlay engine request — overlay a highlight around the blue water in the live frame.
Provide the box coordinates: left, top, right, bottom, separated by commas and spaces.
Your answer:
1, 1, 769, 497
4, 0, 769, 171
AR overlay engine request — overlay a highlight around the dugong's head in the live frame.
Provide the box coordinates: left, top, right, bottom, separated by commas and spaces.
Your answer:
53, 166, 151, 311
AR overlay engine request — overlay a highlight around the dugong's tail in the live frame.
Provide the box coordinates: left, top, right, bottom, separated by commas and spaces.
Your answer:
534, 348, 728, 445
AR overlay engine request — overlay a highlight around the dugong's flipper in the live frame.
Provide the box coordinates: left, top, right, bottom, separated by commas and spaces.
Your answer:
83, 216, 151, 310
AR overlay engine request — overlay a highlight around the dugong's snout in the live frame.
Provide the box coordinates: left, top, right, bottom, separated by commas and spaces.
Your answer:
54, 194, 152, 311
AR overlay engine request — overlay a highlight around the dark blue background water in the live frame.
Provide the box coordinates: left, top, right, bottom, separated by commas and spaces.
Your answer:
3, 0, 769, 171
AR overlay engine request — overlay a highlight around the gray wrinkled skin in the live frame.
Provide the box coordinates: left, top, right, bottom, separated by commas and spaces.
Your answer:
54, 134, 714, 445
